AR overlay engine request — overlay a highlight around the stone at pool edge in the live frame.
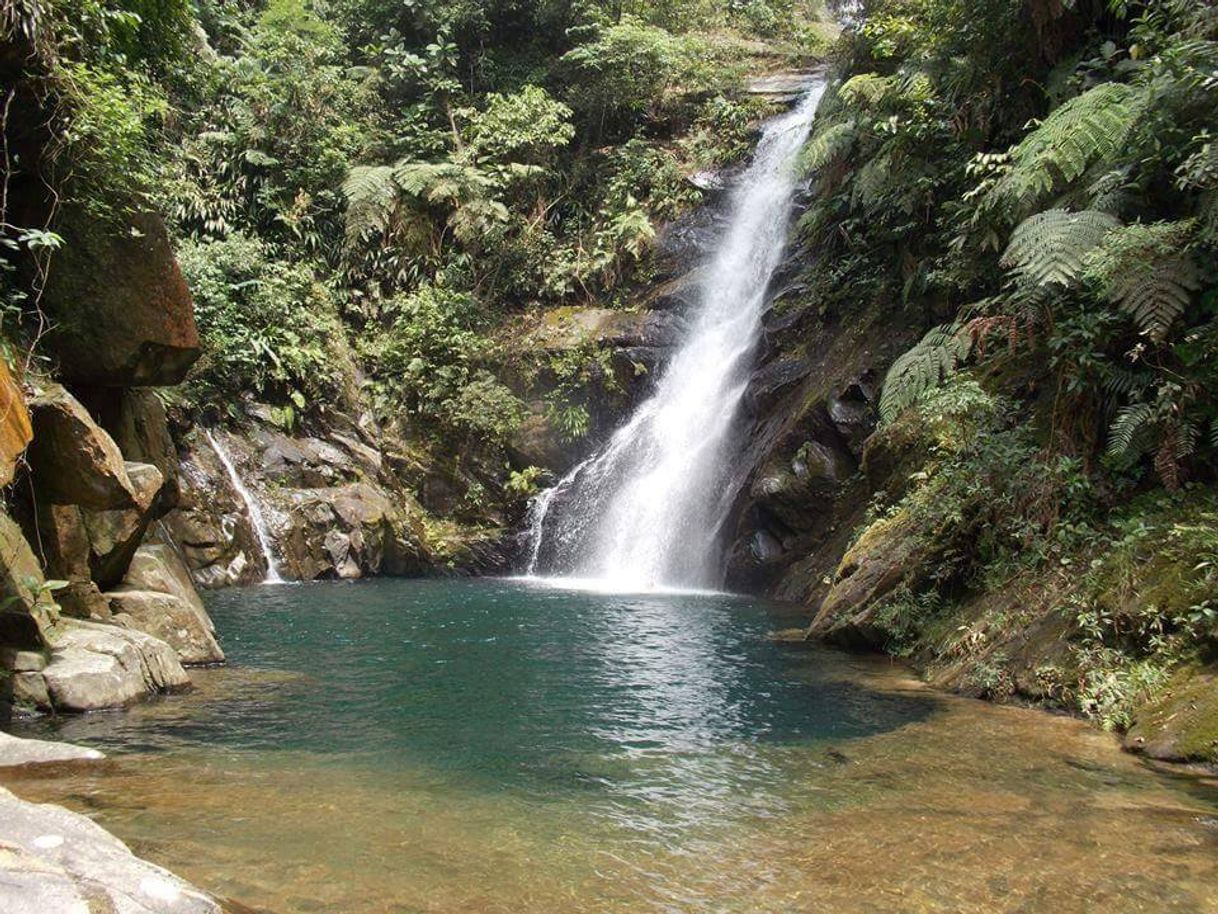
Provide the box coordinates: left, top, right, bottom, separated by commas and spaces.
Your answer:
0, 732, 104, 767
0, 786, 221, 914
14, 619, 190, 713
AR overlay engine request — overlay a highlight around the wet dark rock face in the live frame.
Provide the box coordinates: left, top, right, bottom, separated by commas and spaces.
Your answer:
719, 240, 923, 601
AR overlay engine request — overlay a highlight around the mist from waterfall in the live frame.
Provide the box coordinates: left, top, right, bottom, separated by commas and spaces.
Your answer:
525, 80, 825, 591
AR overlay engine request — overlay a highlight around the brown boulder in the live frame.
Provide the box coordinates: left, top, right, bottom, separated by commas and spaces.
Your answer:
30, 503, 110, 621
32, 460, 167, 598
77, 387, 181, 509
0, 512, 56, 656
26, 385, 135, 510
82, 462, 164, 589
38, 207, 199, 386
0, 359, 31, 486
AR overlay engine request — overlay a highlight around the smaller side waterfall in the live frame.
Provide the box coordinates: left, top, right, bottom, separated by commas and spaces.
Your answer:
205, 429, 285, 584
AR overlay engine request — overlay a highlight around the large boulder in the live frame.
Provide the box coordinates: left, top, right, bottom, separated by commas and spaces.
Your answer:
0, 358, 31, 486
0, 786, 221, 914
0, 732, 103, 767
807, 508, 932, 650
78, 386, 182, 509
30, 503, 110, 621
107, 591, 222, 665
82, 461, 165, 589
15, 619, 188, 713
280, 482, 426, 580
26, 384, 136, 510
0, 512, 56, 655
37, 207, 200, 386
32, 460, 167, 600
107, 544, 223, 665
162, 437, 268, 588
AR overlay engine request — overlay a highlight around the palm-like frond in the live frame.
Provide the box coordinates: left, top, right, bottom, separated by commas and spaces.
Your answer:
1001, 209, 1120, 288
879, 324, 973, 424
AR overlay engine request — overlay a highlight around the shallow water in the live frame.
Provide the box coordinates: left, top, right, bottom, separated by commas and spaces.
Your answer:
5, 578, 1218, 913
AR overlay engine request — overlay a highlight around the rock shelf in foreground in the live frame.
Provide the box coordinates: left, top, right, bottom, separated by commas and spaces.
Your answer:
0, 785, 221, 914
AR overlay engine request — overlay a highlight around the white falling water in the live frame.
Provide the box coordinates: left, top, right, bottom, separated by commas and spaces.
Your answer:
526, 81, 826, 591
205, 429, 285, 584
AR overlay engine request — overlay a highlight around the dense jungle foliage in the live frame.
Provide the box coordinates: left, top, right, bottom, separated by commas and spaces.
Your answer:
798, 0, 1218, 733
1, 0, 827, 445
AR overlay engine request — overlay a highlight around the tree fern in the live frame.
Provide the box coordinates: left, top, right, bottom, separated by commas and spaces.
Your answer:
986, 83, 1141, 216
342, 165, 398, 242
1001, 209, 1120, 288
838, 73, 897, 107
1083, 221, 1200, 341
800, 119, 856, 174
879, 324, 973, 424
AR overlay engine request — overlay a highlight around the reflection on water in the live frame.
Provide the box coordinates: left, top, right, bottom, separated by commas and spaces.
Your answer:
4, 579, 1218, 913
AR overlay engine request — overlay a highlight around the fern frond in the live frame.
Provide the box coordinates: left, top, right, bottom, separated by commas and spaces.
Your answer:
1110, 259, 1199, 341
1154, 420, 1198, 492
1177, 140, 1218, 190
1083, 221, 1200, 341
342, 165, 398, 242
839, 73, 897, 107
987, 83, 1141, 216
852, 148, 896, 214
1001, 209, 1120, 288
1106, 402, 1156, 461
800, 119, 856, 174
879, 324, 973, 424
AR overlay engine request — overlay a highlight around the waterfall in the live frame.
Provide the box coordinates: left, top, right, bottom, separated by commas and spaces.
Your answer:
526, 80, 826, 591
205, 429, 285, 584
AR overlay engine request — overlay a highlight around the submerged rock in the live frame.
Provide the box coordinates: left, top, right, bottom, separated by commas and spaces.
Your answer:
0, 732, 103, 767
0, 786, 220, 914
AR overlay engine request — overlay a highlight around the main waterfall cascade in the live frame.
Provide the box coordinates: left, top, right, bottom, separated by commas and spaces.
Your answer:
526, 80, 826, 590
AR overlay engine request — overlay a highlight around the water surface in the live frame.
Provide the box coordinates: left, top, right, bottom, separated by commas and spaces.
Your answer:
6, 579, 1218, 913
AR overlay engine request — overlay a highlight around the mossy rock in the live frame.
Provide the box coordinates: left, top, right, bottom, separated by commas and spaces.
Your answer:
1125, 665, 1218, 764
809, 508, 931, 650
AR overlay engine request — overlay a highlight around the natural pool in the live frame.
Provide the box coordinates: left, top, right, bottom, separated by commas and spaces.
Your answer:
5, 578, 1218, 913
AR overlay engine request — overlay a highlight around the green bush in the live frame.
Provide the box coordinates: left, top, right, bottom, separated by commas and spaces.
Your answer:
177, 234, 340, 410
359, 285, 524, 442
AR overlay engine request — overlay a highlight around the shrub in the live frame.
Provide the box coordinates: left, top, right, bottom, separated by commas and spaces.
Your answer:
359, 285, 524, 442
177, 234, 340, 409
